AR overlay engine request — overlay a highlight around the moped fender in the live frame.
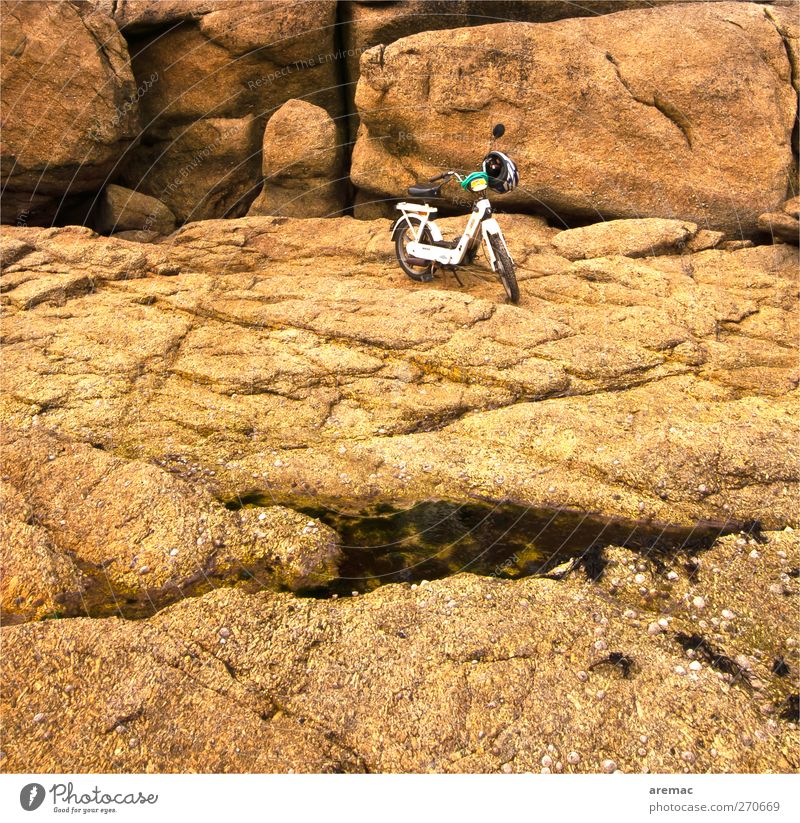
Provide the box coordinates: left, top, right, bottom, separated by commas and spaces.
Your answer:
391, 212, 443, 242
481, 216, 499, 233
481, 219, 513, 270
390, 215, 412, 242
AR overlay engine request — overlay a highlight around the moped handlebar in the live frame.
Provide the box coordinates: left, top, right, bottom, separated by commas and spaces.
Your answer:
428, 171, 458, 183
428, 171, 464, 184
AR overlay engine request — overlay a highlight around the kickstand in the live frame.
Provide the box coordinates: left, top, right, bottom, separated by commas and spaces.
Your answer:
451, 267, 465, 287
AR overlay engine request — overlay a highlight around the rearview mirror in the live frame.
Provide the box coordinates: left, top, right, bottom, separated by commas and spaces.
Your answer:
492, 123, 505, 139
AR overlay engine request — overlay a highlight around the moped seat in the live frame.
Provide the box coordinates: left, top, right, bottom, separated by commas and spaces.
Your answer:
407, 182, 442, 198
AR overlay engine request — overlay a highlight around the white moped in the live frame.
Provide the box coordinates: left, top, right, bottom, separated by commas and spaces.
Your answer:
391, 124, 519, 304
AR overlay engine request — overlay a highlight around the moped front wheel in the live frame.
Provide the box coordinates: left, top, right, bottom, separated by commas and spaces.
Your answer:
395, 215, 434, 282
488, 234, 519, 304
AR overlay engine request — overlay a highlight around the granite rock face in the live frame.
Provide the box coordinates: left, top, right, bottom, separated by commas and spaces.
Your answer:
2, 2, 797, 229
0, 2, 140, 225
1, 212, 798, 772
1, 1, 799, 775
1, 528, 797, 773
1, 216, 797, 531
352, 2, 798, 235
338, 1, 752, 137
105, 0, 342, 221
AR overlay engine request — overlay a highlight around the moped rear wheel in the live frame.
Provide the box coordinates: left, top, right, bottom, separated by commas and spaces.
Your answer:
488, 234, 519, 304
395, 216, 434, 282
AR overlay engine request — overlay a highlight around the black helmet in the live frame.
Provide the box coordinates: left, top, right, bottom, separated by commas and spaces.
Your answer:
482, 151, 519, 193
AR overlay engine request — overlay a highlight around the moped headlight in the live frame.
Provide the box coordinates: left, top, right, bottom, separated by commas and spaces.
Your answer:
469, 177, 488, 192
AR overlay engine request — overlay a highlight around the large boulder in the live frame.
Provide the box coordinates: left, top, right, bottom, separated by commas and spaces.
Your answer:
97, 184, 176, 235
96, 0, 342, 220
118, 116, 262, 222
248, 100, 346, 218
338, 2, 747, 115
552, 218, 699, 260
352, 2, 798, 236
0, 2, 140, 225
339, 1, 740, 136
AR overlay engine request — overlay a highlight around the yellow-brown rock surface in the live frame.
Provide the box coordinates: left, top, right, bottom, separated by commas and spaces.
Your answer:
1, 528, 797, 773
0, 424, 341, 623
2, 216, 796, 529
1, 205, 798, 775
